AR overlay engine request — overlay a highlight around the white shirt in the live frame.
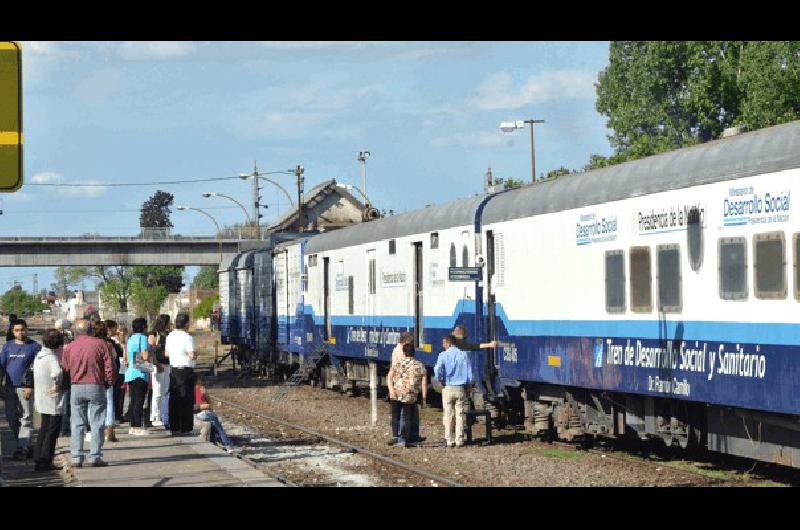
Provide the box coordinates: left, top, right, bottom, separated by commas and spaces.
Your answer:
165, 330, 196, 368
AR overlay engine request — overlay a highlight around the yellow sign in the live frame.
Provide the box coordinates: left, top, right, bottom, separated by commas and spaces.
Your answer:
547, 355, 562, 368
0, 41, 22, 192
422, 343, 432, 353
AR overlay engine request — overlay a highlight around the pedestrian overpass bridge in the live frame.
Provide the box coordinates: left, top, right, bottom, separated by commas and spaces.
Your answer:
0, 236, 261, 267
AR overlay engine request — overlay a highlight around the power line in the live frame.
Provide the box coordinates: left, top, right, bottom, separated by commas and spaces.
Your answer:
0, 206, 243, 214
26, 171, 293, 188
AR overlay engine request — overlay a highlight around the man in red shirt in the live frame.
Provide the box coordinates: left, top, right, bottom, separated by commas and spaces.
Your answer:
61, 319, 115, 467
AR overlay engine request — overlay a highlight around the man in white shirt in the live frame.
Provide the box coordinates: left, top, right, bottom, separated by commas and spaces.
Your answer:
165, 313, 197, 435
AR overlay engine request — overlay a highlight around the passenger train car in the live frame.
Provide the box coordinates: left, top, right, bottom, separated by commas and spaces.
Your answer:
219, 121, 800, 467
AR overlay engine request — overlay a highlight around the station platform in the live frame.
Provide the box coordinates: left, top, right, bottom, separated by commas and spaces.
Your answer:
1, 413, 283, 487
59, 428, 283, 487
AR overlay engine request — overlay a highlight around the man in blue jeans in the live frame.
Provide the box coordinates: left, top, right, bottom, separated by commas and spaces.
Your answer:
61, 319, 115, 467
0, 319, 40, 459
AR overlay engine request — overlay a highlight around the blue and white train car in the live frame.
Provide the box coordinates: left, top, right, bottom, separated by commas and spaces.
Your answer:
218, 254, 236, 345
479, 122, 800, 465
274, 238, 308, 365
300, 195, 495, 391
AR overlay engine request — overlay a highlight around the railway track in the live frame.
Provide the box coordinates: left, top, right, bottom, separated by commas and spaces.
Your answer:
211, 395, 465, 488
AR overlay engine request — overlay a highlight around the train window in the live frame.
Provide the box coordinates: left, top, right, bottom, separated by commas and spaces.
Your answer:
605, 250, 625, 313
657, 244, 682, 312
302, 265, 308, 293
795, 234, 800, 300
450, 243, 456, 268
462, 245, 469, 267
348, 276, 354, 314
430, 232, 439, 249
629, 246, 652, 313
718, 237, 747, 300
754, 232, 787, 299
308, 254, 317, 267
389, 239, 396, 255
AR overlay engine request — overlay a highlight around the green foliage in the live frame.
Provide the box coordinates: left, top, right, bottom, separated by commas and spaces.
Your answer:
140, 190, 174, 230
1, 286, 47, 316
191, 266, 219, 290
543, 167, 574, 180
129, 280, 169, 323
595, 41, 800, 165
493, 177, 526, 190
130, 266, 184, 293
194, 294, 219, 319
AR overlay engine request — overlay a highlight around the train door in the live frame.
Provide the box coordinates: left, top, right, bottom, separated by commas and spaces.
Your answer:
485, 230, 498, 343
323, 257, 331, 340
366, 249, 376, 332
413, 241, 423, 347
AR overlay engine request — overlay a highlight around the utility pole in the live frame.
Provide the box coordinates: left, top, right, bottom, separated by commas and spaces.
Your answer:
251, 161, 261, 238
485, 163, 494, 193
295, 165, 305, 232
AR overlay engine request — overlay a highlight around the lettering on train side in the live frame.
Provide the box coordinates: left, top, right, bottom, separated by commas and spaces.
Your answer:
723, 186, 790, 227
602, 338, 767, 397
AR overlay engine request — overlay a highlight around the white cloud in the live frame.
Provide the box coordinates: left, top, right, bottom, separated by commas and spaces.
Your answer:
31, 172, 63, 183
28, 172, 108, 198
469, 70, 597, 111
431, 131, 514, 149
117, 41, 196, 60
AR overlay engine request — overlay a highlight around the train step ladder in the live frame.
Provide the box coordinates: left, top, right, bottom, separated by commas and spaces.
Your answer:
271, 352, 328, 402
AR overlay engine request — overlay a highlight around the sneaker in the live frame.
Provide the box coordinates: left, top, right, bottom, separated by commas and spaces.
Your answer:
128, 428, 138, 435
89, 460, 108, 467
151, 420, 164, 427
132, 429, 152, 436
224, 446, 238, 454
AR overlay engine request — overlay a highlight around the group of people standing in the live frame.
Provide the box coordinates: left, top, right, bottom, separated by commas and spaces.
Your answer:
387, 325, 496, 449
0, 310, 233, 472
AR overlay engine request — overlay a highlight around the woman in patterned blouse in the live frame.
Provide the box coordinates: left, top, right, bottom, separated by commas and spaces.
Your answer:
389, 343, 428, 447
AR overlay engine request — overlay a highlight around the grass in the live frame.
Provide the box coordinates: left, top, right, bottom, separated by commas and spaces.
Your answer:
540, 448, 584, 460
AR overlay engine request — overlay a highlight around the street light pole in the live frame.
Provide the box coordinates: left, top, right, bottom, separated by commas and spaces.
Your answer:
500, 118, 545, 183
202, 192, 252, 225
295, 165, 305, 232
525, 119, 544, 183
177, 206, 222, 261
357, 151, 371, 205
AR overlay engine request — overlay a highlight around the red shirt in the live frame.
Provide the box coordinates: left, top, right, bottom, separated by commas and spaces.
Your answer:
195, 385, 209, 406
61, 335, 115, 387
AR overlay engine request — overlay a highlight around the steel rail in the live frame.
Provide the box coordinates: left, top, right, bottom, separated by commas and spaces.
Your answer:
211, 395, 465, 488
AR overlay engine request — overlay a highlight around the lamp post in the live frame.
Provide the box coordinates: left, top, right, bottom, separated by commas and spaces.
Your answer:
500, 119, 545, 183
357, 150, 370, 202
177, 205, 223, 261
202, 192, 252, 225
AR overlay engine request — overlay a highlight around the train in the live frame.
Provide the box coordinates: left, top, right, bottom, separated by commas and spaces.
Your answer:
218, 120, 800, 467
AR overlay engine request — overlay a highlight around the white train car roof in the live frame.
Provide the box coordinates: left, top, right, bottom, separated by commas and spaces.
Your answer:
483, 120, 800, 224
304, 194, 487, 253
301, 120, 800, 253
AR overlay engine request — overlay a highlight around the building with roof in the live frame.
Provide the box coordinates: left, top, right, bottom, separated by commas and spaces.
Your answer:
268, 179, 373, 233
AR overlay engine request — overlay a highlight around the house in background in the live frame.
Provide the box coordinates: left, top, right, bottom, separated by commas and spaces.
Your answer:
268, 179, 374, 233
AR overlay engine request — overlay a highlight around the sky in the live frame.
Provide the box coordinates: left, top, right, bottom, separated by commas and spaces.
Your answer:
0, 41, 613, 294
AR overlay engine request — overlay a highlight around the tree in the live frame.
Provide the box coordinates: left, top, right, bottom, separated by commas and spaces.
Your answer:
595, 41, 800, 165
194, 294, 219, 319
1, 286, 46, 316
140, 190, 174, 235
56, 266, 134, 312
129, 280, 169, 324
192, 266, 219, 290
130, 266, 184, 293
493, 177, 525, 190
